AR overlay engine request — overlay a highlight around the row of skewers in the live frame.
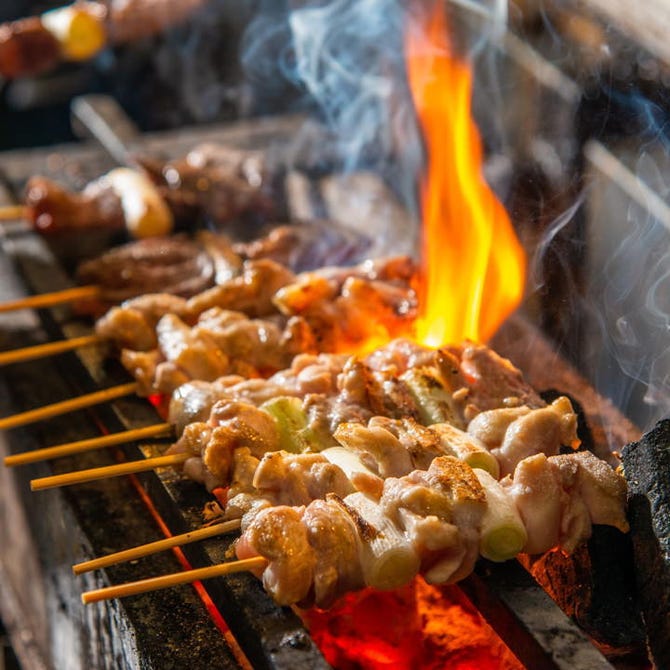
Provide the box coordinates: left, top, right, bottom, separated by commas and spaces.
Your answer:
0, 213, 630, 612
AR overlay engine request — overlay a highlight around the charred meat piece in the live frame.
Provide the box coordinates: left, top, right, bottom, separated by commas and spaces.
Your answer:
0, 17, 61, 78
138, 144, 275, 228
25, 176, 124, 235
76, 235, 229, 308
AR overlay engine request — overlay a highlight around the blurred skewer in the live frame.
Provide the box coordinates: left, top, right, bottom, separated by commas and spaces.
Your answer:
0, 285, 101, 314
0, 205, 28, 221
72, 519, 241, 575
0, 334, 101, 367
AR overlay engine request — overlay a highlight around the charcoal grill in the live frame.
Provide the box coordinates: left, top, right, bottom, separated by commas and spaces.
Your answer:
1, 4, 669, 667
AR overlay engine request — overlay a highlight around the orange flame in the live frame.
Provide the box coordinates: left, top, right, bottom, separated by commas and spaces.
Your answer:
406, 2, 526, 346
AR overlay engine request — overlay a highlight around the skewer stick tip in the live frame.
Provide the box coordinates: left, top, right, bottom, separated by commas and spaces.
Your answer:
81, 556, 267, 604
4, 422, 173, 467
30, 451, 189, 491
0, 204, 28, 221
72, 518, 241, 575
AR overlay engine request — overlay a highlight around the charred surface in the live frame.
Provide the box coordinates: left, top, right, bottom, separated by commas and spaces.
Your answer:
621, 419, 670, 670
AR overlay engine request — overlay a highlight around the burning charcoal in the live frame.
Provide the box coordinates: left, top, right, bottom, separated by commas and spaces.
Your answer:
621, 419, 670, 669
519, 526, 646, 656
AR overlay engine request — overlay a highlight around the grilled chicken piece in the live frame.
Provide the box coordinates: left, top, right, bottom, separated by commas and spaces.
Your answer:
235, 506, 316, 606
269, 352, 350, 397
167, 421, 221, 491
233, 223, 366, 273
302, 498, 365, 609
502, 453, 564, 554
551, 451, 629, 533
503, 451, 629, 554
369, 417, 445, 471
489, 396, 580, 476
274, 273, 416, 352
194, 308, 303, 372
169, 399, 280, 488
381, 457, 486, 584
252, 451, 354, 507
157, 313, 231, 382
202, 400, 280, 481
365, 338, 439, 375
334, 422, 414, 478
333, 417, 458, 479
137, 141, 275, 228
467, 406, 532, 449
337, 358, 420, 421
96, 293, 190, 350
168, 379, 241, 434
121, 349, 162, 396
224, 447, 268, 521
441, 342, 545, 424
186, 259, 295, 318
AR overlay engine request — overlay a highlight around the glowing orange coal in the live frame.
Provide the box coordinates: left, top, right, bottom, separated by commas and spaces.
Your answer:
406, 2, 526, 346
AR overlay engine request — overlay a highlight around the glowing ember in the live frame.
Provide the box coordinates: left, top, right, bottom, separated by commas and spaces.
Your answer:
406, 2, 526, 346
303, 578, 523, 670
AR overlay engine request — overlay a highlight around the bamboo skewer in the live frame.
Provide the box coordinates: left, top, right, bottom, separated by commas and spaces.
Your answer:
81, 556, 268, 604
4, 422, 173, 467
0, 285, 101, 314
0, 205, 28, 221
0, 381, 139, 431
0, 334, 102, 367
73, 519, 242, 575
30, 452, 190, 490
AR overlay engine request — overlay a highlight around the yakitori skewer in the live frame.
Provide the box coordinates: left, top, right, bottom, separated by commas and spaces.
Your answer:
73, 518, 241, 575
0, 381, 138, 431
81, 556, 267, 605
0, 230, 236, 316
0, 285, 101, 314
0, 334, 101, 367
4, 422, 173, 467
30, 452, 189, 490
76, 446, 630, 609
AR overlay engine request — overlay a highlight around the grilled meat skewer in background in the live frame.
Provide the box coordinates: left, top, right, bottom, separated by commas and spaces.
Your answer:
0, 0, 208, 79
24, 143, 274, 237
